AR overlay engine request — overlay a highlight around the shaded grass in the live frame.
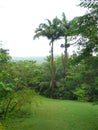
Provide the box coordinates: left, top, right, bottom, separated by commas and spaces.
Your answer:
3, 96, 98, 130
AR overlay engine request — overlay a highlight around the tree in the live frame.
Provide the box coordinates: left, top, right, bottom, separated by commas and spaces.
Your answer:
0, 58, 37, 119
0, 48, 10, 66
0, 47, 13, 119
72, 0, 98, 58
59, 12, 75, 74
33, 17, 61, 98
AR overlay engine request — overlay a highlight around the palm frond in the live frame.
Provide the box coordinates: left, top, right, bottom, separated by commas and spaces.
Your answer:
45, 19, 52, 26
79, 0, 98, 8
33, 31, 46, 40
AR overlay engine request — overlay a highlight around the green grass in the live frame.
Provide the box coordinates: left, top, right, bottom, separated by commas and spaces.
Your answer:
2, 96, 98, 130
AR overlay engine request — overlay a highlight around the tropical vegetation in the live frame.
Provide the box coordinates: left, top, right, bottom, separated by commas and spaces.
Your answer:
0, 0, 98, 129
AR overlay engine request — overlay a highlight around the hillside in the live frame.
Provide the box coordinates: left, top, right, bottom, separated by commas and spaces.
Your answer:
12, 56, 45, 64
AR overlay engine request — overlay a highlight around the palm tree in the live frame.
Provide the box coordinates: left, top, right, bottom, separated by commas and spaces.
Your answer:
33, 17, 60, 98
59, 12, 72, 73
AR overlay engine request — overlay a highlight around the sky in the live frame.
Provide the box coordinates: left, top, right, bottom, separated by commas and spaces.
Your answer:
0, 0, 86, 57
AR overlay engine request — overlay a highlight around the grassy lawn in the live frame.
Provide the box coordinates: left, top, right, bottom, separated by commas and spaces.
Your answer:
2, 96, 98, 130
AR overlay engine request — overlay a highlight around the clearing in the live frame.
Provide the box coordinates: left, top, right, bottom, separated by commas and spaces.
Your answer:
3, 96, 98, 130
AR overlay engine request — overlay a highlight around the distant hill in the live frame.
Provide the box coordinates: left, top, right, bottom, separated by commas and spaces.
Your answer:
12, 56, 45, 64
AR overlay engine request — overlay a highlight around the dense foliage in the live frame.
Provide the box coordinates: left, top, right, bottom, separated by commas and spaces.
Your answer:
0, 48, 36, 119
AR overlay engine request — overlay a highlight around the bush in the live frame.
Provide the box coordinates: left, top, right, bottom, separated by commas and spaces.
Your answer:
74, 83, 92, 101
0, 88, 36, 119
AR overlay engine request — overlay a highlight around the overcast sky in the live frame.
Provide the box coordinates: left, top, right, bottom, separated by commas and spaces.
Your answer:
0, 0, 86, 57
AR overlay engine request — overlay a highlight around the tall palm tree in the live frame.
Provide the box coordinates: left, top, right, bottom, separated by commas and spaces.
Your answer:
59, 12, 72, 73
33, 17, 60, 98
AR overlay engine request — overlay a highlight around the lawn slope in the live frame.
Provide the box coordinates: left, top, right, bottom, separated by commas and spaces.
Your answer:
3, 96, 98, 130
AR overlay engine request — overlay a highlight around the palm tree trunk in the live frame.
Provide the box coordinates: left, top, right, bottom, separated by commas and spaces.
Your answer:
51, 41, 55, 98
64, 36, 68, 74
